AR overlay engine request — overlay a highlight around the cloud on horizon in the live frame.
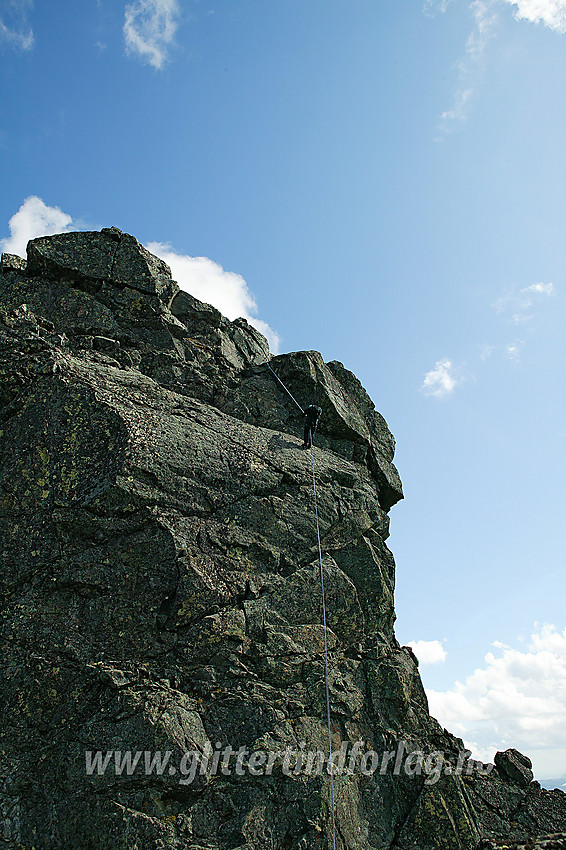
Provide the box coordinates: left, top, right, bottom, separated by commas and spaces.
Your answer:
427, 623, 566, 777
123, 0, 180, 69
1, 197, 279, 353
0, 0, 34, 52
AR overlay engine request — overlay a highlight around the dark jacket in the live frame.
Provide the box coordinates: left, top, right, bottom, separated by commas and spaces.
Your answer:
303, 405, 322, 446
305, 405, 322, 428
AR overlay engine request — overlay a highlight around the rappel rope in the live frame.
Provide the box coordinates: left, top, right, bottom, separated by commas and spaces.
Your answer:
310, 442, 337, 850
266, 361, 337, 850
265, 362, 305, 415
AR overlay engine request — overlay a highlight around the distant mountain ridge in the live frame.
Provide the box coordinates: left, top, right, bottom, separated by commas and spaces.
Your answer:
540, 777, 566, 792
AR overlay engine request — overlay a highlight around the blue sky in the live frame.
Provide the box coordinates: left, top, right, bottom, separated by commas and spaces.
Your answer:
1, 0, 565, 779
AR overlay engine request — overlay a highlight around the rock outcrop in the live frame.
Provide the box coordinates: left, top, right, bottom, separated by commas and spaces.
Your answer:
1, 229, 565, 849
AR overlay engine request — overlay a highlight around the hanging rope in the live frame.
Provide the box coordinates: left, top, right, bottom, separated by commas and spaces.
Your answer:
266, 360, 337, 850
310, 442, 337, 850
265, 361, 305, 415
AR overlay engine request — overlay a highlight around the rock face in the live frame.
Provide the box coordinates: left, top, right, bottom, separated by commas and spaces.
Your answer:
1, 229, 565, 849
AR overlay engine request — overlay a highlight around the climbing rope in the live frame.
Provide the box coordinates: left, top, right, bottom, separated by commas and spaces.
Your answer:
266, 361, 337, 850
310, 442, 337, 850
265, 361, 305, 415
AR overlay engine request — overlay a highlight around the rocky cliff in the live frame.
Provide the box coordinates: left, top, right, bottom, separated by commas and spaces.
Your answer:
1, 229, 565, 849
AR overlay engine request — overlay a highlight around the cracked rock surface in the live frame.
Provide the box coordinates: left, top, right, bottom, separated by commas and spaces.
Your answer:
1, 230, 565, 849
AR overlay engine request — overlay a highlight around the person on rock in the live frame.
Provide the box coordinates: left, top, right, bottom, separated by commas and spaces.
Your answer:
303, 404, 322, 449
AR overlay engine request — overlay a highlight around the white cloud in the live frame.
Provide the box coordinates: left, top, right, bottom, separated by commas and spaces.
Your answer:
0, 196, 73, 258
440, 87, 474, 128
123, 0, 180, 69
146, 242, 280, 353
423, 0, 455, 14
420, 359, 463, 397
478, 281, 554, 366
407, 639, 447, 665
0, 0, 34, 51
463, 740, 499, 765
505, 340, 523, 361
433, 0, 566, 135
522, 281, 554, 296
427, 623, 566, 777
493, 281, 555, 325
438, 0, 499, 133
1, 198, 279, 353
503, 0, 566, 32
479, 342, 496, 361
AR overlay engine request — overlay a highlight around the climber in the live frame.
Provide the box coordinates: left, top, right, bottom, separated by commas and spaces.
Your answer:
303, 404, 322, 449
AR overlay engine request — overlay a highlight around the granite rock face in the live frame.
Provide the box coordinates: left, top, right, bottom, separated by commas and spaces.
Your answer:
26, 227, 178, 303
1, 229, 565, 849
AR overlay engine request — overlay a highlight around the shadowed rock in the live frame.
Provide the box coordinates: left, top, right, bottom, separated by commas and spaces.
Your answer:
495, 749, 535, 789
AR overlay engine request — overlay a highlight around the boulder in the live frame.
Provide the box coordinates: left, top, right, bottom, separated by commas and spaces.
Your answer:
495, 748, 534, 788
26, 227, 179, 305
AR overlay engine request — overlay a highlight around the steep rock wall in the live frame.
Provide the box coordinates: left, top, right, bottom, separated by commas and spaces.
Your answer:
0, 231, 565, 850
